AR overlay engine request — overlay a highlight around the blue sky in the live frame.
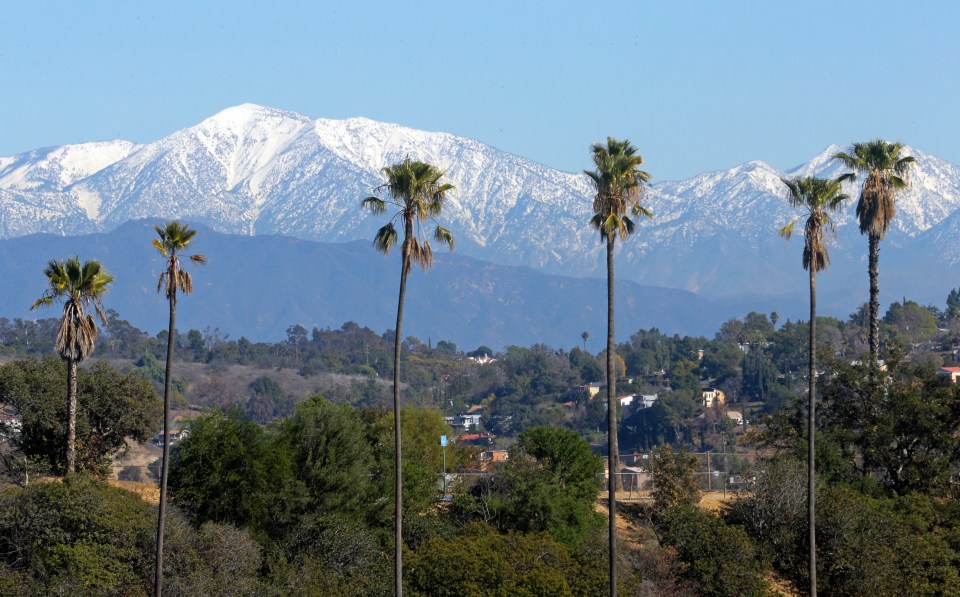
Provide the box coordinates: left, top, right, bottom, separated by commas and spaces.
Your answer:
1, 1, 957, 181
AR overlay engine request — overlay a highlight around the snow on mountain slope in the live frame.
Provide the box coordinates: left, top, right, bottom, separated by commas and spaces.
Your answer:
0, 104, 958, 301
0, 140, 138, 191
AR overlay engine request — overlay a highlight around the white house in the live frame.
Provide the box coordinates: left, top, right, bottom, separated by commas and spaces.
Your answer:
444, 413, 483, 431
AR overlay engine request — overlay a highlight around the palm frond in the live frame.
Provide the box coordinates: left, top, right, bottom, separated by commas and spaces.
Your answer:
779, 220, 796, 239
632, 204, 653, 219
433, 226, 455, 250
373, 223, 398, 255
31, 296, 53, 310
361, 197, 388, 213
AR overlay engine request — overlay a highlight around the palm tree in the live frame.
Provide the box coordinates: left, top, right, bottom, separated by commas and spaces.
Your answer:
780, 176, 848, 597
31, 257, 114, 475
586, 137, 651, 597
152, 220, 206, 597
361, 157, 454, 597
833, 141, 916, 365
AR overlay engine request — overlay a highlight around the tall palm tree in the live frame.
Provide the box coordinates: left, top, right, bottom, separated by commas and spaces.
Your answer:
833, 141, 916, 365
361, 157, 454, 597
31, 257, 114, 475
780, 176, 848, 597
586, 137, 651, 597
152, 220, 206, 597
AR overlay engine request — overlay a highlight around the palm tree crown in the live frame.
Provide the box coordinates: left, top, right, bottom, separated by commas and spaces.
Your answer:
779, 177, 849, 272
32, 257, 114, 361
361, 157, 455, 272
154, 220, 207, 299
586, 137, 652, 241
833, 140, 915, 239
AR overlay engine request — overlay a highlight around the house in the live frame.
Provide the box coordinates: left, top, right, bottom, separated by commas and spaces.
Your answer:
154, 429, 190, 447
466, 404, 485, 415
455, 433, 496, 446
850, 359, 887, 371
471, 449, 510, 471
580, 382, 604, 399
726, 410, 744, 425
444, 413, 483, 432
703, 388, 726, 408
938, 367, 960, 383
479, 449, 509, 463
637, 394, 658, 408
0, 415, 22, 434
468, 354, 497, 365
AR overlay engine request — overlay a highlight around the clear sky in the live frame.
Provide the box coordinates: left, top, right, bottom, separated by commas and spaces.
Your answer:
1, 1, 957, 181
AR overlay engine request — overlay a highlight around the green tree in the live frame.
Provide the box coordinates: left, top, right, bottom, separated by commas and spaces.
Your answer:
820, 359, 960, 495
152, 219, 206, 597
779, 175, 848, 597
649, 445, 700, 512
883, 300, 938, 344
585, 136, 651, 596
519, 426, 603, 502
0, 357, 161, 475
168, 409, 297, 530
946, 288, 960, 322
452, 428, 603, 548
279, 396, 375, 518
657, 505, 770, 597
360, 158, 455, 596
834, 141, 916, 365
30, 257, 114, 474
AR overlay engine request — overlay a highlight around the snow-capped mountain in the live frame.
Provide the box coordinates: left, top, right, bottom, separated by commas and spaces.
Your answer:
1, 103, 958, 310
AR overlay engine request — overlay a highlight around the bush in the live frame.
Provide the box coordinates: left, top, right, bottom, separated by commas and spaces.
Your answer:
0, 474, 154, 595
407, 522, 605, 596
657, 504, 769, 597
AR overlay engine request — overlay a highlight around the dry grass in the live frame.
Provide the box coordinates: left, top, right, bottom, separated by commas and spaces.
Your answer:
107, 478, 160, 504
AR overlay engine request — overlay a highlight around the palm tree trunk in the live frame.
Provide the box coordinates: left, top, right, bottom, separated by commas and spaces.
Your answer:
868, 233, 880, 365
155, 291, 176, 597
66, 358, 77, 475
393, 236, 411, 597
808, 266, 817, 597
606, 234, 618, 597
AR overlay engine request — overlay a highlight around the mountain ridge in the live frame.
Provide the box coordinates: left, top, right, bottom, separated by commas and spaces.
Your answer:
1, 104, 957, 314
0, 220, 733, 349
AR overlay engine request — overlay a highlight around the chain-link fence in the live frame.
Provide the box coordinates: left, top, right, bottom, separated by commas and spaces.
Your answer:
599, 451, 765, 499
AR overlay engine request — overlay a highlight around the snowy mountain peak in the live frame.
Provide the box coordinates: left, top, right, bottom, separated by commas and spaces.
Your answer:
3, 104, 960, 301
